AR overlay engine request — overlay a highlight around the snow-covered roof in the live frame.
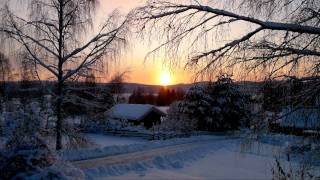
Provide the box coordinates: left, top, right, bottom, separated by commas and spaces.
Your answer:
157, 106, 170, 114
279, 108, 320, 129
106, 104, 166, 121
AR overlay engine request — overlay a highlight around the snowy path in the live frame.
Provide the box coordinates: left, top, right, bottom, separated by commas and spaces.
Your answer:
72, 138, 230, 169
70, 135, 315, 179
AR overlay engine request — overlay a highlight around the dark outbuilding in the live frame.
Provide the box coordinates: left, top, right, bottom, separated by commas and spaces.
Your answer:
270, 108, 320, 136
106, 104, 166, 129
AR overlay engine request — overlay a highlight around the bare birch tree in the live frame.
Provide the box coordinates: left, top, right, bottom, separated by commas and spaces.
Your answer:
109, 71, 129, 103
0, 0, 129, 150
132, 0, 320, 101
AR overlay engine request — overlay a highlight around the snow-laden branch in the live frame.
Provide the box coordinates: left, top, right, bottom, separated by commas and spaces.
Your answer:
141, 3, 320, 35
15, 33, 59, 77
133, 0, 320, 77
63, 27, 121, 62
62, 24, 125, 81
181, 5, 320, 35
191, 27, 264, 62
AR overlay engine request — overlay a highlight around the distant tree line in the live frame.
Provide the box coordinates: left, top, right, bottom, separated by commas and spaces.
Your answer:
129, 87, 185, 106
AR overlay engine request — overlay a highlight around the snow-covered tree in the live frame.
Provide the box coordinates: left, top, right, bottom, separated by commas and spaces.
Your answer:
163, 101, 197, 133
180, 85, 213, 131
0, 0, 129, 150
168, 75, 249, 132
205, 75, 250, 131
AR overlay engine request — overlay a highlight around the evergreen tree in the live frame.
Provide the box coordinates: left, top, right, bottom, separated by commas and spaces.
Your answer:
206, 75, 249, 131
176, 75, 250, 131
262, 80, 284, 112
180, 85, 213, 130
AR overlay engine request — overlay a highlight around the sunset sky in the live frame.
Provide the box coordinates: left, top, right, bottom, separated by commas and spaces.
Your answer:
96, 0, 193, 85
3, 0, 263, 85
95, 1, 258, 85
93, 0, 215, 84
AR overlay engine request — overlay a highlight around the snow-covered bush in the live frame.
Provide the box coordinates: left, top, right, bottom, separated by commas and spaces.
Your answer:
272, 157, 319, 180
0, 134, 56, 178
0, 109, 84, 179
63, 120, 94, 150
105, 118, 129, 130
162, 101, 197, 133
0, 134, 84, 179
1, 100, 42, 139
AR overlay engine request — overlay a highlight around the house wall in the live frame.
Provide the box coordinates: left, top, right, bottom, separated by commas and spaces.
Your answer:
142, 111, 162, 129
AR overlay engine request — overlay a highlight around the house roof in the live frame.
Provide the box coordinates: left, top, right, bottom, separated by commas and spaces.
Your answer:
106, 104, 166, 121
279, 108, 320, 129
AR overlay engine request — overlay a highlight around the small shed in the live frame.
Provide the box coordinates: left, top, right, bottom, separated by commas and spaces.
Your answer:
106, 104, 166, 129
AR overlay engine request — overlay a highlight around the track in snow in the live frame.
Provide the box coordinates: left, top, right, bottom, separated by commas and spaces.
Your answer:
72, 137, 236, 169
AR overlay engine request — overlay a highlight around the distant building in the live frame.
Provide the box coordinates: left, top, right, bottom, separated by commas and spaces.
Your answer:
270, 108, 320, 135
106, 104, 166, 129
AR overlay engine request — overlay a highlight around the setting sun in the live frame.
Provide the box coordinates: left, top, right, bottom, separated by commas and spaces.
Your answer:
160, 72, 171, 86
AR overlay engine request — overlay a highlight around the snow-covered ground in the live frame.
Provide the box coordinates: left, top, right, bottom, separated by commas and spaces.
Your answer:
108, 149, 275, 180
0, 137, 6, 149
2, 131, 318, 179
62, 135, 224, 161
80, 137, 277, 179
67, 133, 320, 180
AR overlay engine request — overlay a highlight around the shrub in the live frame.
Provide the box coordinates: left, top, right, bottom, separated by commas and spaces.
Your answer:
0, 105, 84, 179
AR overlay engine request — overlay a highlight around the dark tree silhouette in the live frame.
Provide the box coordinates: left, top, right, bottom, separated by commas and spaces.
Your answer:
132, 0, 320, 108
0, 52, 11, 98
0, 0, 129, 150
109, 71, 129, 103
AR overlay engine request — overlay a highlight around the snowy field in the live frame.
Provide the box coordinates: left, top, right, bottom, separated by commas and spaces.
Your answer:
66, 133, 320, 180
